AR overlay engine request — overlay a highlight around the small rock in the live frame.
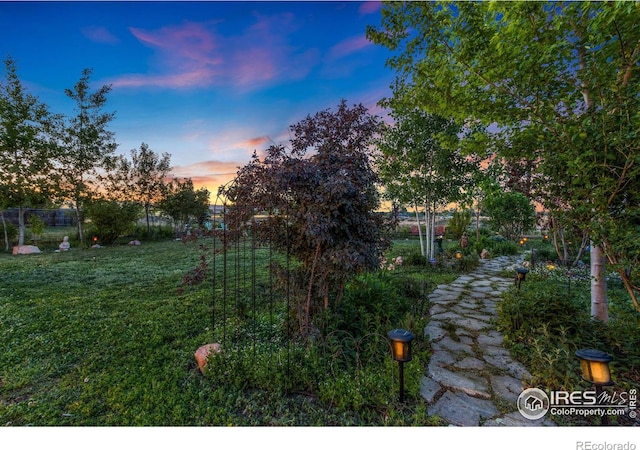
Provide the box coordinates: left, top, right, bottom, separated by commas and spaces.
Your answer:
128, 240, 141, 245
13, 245, 42, 255
194, 343, 221, 374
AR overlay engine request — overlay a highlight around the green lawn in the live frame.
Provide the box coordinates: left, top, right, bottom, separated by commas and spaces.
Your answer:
1, 240, 219, 425
0, 237, 450, 426
4, 234, 636, 426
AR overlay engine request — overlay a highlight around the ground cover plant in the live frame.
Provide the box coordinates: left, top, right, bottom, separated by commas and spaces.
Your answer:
0, 236, 454, 426
4, 230, 635, 426
496, 256, 640, 426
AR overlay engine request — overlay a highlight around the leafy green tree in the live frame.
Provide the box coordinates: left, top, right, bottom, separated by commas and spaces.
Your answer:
222, 100, 392, 336
84, 198, 141, 245
157, 178, 209, 236
28, 214, 46, 243
448, 209, 472, 241
367, 1, 640, 318
54, 68, 117, 246
484, 190, 535, 241
0, 56, 55, 246
375, 108, 475, 261
129, 143, 172, 237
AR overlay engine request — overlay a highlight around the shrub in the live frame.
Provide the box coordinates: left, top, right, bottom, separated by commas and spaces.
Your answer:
28, 215, 46, 241
333, 272, 404, 337
473, 233, 520, 256
497, 278, 640, 394
447, 209, 471, 239
405, 250, 427, 266
85, 199, 141, 245
129, 224, 175, 241
453, 251, 479, 272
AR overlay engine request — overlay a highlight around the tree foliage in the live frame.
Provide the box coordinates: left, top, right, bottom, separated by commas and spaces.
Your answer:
0, 56, 55, 246
221, 100, 393, 336
484, 190, 536, 241
54, 68, 117, 246
84, 198, 141, 245
448, 209, 472, 240
158, 178, 209, 236
375, 107, 476, 259
129, 142, 172, 237
367, 1, 640, 314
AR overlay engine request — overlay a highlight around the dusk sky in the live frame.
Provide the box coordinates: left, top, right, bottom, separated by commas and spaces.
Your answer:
1, 1, 395, 199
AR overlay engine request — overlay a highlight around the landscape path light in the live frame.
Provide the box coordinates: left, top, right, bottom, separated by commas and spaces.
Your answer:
388, 328, 415, 403
515, 267, 529, 292
575, 349, 613, 387
575, 348, 613, 425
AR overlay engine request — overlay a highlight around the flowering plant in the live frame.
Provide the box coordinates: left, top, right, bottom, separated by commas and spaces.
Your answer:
380, 256, 404, 271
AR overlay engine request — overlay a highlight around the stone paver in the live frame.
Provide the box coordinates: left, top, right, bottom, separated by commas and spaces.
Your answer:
421, 255, 556, 427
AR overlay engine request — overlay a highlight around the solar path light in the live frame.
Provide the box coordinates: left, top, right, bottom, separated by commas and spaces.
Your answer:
388, 328, 415, 402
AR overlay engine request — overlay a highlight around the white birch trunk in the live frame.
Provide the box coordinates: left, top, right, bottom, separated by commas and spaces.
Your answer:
18, 206, 25, 246
424, 205, 431, 261
414, 203, 424, 256
590, 242, 608, 322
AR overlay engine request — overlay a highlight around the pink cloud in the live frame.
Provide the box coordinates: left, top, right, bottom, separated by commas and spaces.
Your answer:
327, 35, 372, 61
81, 26, 119, 44
231, 48, 278, 87
359, 2, 382, 15
111, 69, 217, 89
172, 160, 241, 177
130, 23, 222, 67
227, 12, 316, 88
243, 136, 270, 148
107, 21, 224, 89
110, 14, 318, 90
170, 160, 244, 196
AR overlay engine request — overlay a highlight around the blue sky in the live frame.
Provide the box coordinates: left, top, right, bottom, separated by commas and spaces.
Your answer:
1, 1, 394, 197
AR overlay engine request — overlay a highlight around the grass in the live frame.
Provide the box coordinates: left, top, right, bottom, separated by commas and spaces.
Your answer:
0, 234, 454, 426
10, 231, 633, 427
1, 239, 216, 425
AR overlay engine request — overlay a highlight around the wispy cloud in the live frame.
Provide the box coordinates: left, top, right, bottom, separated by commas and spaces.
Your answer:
109, 22, 221, 88
109, 13, 319, 90
81, 26, 119, 44
109, 70, 217, 89
172, 160, 241, 177
242, 136, 270, 148
326, 35, 372, 61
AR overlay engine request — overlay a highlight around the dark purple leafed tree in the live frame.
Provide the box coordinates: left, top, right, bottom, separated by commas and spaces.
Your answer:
221, 100, 395, 336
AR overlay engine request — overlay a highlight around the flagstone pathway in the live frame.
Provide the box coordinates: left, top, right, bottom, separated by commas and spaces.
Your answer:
421, 255, 556, 426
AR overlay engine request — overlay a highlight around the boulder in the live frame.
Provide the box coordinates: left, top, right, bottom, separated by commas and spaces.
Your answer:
128, 240, 141, 245
12, 245, 42, 255
194, 343, 221, 374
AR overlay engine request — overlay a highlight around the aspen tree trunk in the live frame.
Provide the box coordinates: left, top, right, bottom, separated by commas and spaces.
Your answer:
590, 242, 608, 322
578, 41, 608, 322
414, 202, 424, 256
18, 206, 25, 246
